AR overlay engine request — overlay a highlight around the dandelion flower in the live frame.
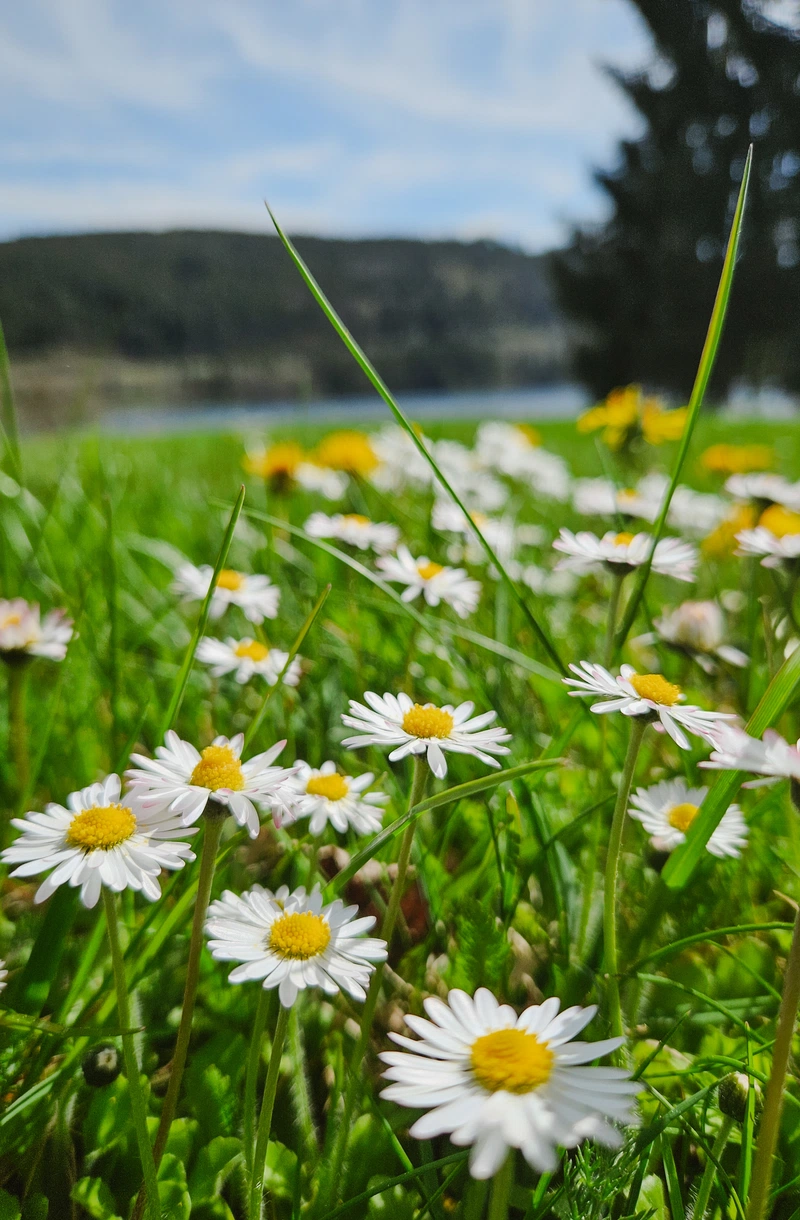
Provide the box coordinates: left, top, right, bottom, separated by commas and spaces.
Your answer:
205, 883, 387, 1008
304, 511, 400, 554
701, 443, 774, 476
380, 987, 638, 1179
196, 637, 302, 687
126, 732, 298, 837
1, 774, 195, 909
243, 443, 346, 499
564, 662, 735, 749
702, 504, 757, 559
649, 600, 747, 673
736, 505, 800, 568
0, 599, 73, 662
377, 546, 481, 618
313, 431, 379, 476
289, 761, 388, 836
173, 561, 279, 623
629, 778, 747, 857
342, 691, 511, 779
552, 530, 696, 583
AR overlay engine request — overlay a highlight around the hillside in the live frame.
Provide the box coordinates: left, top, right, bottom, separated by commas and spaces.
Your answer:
0, 231, 567, 423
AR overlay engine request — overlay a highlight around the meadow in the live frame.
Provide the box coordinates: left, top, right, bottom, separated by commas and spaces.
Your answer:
6, 176, 800, 1219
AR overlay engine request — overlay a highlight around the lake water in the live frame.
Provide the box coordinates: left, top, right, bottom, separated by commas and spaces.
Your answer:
99, 384, 589, 435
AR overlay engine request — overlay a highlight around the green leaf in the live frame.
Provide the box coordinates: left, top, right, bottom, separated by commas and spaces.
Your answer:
20, 1197, 47, 1220
614, 145, 753, 651
266, 204, 565, 675
262, 1140, 298, 1202
70, 1178, 122, 1220
7, 887, 77, 1015
637, 1175, 668, 1220
188, 1137, 243, 1203
662, 638, 800, 889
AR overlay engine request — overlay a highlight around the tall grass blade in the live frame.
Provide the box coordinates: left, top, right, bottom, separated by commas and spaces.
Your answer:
0, 317, 22, 483
614, 146, 753, 651
266, 204, 566, 675
662, 637, 800, 889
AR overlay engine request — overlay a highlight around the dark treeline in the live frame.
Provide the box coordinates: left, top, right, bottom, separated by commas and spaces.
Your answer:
0, 231, 567, 413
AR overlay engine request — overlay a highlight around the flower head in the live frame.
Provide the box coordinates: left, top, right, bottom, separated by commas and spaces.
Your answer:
313, 431, 379, 476
1, 774, 195, 909
651, 600, 747, 673
289, 761, 388, 836
205, 883, 387, 1008
702, 504, 757, 559
701, 443, 774, 476
474, 423, 570, 498
0, 961, 6, 995
564, 662, 735, 749
196, 636, 302, 687
380, 987, 638, 1178
342, 691, 510, 779
172, 562, 279, 623
126, 732, 298, 837
0, 599, 73, 662
377, 546, 482, 618
552, 530, 696, 583
304, 511, 400, 554
736, 505, 800, 567
577, 386, 641, 449
629, 778, 747, 858
243, 443, 346, 499
701, 723, 800, 786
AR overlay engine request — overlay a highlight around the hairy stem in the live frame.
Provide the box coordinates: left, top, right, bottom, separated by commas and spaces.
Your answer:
249, 1001, 291, 1219
244, 988, 272, 1180
487, 1153, 514, 1220
694, 1116, 734, 1220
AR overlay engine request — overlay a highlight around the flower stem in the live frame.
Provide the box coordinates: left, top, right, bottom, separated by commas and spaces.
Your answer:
321, 755, 428, 1210
102, 890, 161, 1220
694, 1115, 734, 1220
244, 987, 272, 1180
747, 904, 800, 1220
604, 715, 647, 1043
487, 1152, 514, 1220
131, 810, 225, 1220
249, 1000, 291, 1219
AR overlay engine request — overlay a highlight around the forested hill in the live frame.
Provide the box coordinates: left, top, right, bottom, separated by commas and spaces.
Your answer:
0, 231, 567, 419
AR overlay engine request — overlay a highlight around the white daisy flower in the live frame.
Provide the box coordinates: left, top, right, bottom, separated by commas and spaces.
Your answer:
0, 961, 7, 995
380, 987, 638, 1179
1, 774, 195, 909
295, 463, 349, 500
701, 723, 800, 787
433, 441, 508, 512
125, 732, 298, 837
432, 502, 519, 568
564, 662, 736, 749
725, 473, 800, 507
649, 601, 748, 673
341, 691, 511, 779
205, 883, 387, 1009
0, 599, 73, 662
668, 487, 728, 535
370, 425, 434, 494
474, 425, 571, 500
572, 478, 618, 518
172, 561, 279, 623
552, 530, 697, 583
196, 636, 302, 687
304, 511, 400, 554
376, 546, 481, 618
288, 761, 388, 836
629, 778, 747, 858
736, 504, 800, 568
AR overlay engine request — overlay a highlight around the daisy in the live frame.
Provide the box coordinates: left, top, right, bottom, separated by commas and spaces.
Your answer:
376, 546, 481, 618
126, 731, 298, 837
205, 883, 387, 1009
736, 505, 800, 568
0, 961, 6, 994
629, 778, 747, 858
196, 637, 302, 687
474, 423, 571, 499
432, 502, 519, 568
726, 473, 800, 508
433, 441, 508, 512
648, 601, 748, 673
370, 424, 434, 494
380, 987, 638, 1179
304, 511, 400, 554
0, 599, 73, 662
1, 774, 195, 909
564, 662, 735, 749
341, 691, 511, 779
701, 723, 800, 786
289, 761, 389, 836
552, 530, 697, 583
172, 561, 279, 623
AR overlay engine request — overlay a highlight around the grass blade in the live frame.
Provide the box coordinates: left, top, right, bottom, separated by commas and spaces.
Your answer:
266, 204, 566, 675
0, 317, 23, 483
614, 145, 753, 652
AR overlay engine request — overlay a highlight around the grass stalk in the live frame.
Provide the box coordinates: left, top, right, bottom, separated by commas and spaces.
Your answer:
249, 1000, 291, 1219
244, 988, 272, 1180
102, 890, 161, 1220
694, 1116, 734, 1220
488, 1153, 514, 1220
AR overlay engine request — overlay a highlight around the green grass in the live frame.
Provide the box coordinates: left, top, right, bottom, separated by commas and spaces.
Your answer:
2, 413, 800, 1218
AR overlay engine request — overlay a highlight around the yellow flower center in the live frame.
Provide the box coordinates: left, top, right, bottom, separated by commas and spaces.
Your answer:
305, 773, 349, 801
66, 804, 137, 852
190, 744, 245, 791
471, 1028, 554, 1094
418, 561, 444, 580
667, 802, 699, 832
614, 532, 636, 546
759, 504, 800, 538
269, 911, 331, 959
0, 612, 22, 628
234, 640, 270, 662
401, 704, 454, 739
342, 514, 370, 526
629, 673, 682, 706
516, 424, 541, 446
216, 569, 245, 591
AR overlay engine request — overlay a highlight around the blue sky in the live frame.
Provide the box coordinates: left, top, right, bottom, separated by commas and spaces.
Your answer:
0, 0, 652, 251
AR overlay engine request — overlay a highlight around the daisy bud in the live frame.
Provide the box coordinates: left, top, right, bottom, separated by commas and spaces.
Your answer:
718, 1072, 759, 1123
82, 1043, 122, 1088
